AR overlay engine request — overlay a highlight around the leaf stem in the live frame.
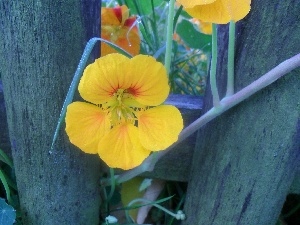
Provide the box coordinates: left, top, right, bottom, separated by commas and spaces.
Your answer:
126, 198, 185, 221
210, 23, 220, 106
164, 0, 175, 75
0, 169, 11, 203
106, 168, 116, 202
226, 20, 236, 97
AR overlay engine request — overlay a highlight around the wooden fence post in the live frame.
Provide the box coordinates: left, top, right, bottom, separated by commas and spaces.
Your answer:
0, 1, 101, 224
182, 1, 300, 224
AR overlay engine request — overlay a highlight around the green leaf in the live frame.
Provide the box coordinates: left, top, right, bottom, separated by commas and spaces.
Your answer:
0, 170, 11, 203
0, 148, 13, 168
176, 19, 211, 51
0, 198, 16, 225
126, 0, 163, 15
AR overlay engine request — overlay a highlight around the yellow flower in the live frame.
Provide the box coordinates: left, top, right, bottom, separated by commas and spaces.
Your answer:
101, 5, 140, 56
65, 54, 183, 170
177, 0, 251, 24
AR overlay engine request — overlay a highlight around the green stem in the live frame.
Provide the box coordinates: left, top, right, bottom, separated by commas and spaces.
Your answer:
173, 5, 183, 32
106, 168, 115, 202
0, 148, 13, 168
210, 23, 220, 107
164, 0, 175, 75
150, 0, 160, 50
0, 169, 11, 204
126, 198, 185, 220
226, 20, 236, 97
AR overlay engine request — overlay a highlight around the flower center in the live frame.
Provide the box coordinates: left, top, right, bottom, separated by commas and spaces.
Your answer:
102, 25, 122, 43
109, 89, 137, 126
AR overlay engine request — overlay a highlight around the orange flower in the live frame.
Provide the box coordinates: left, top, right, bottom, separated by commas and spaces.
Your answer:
65, 54, 183, 170
101, 5, 140, 56
177, 0, 251, 24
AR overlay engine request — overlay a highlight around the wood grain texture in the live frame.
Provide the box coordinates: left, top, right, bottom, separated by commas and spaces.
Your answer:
182, 1, 300, 224
0, 1, 101, 224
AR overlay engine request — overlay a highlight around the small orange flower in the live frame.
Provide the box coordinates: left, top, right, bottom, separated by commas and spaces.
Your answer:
177, 0, 251, 24
65, 54, 183, 170
101, 5, 140, 56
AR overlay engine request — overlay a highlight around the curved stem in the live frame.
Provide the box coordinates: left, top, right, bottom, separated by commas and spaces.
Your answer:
210, 23, 220, 107
226, 20, 236, 97
107, 168, 115, 202
116, 53, 300, 184
126, 198, 185, 220
164, 0, 175, 75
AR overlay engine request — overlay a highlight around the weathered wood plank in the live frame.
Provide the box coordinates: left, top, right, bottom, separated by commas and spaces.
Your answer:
182, 1, 300, 224
0, 1, 101, 225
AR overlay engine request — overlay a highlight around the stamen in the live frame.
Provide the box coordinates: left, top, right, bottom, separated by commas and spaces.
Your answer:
108, 88, 141, 126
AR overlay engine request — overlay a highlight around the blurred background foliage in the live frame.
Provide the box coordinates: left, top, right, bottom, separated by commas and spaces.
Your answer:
103, 0, 211, 96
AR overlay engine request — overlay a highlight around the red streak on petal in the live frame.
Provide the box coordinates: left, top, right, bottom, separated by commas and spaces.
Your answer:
124, 17, 136, 27
113, 7, 123, 23
127, 87, 139, 97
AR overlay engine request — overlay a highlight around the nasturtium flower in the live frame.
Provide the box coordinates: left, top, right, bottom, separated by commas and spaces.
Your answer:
101, 5, 140, 56
65, 54, 183, 170
177, 0, 251, 24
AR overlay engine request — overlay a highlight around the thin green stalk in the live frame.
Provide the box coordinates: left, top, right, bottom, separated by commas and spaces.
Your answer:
173, 5, 183, 32
132, 0, 150, 36
0, 148, 13, 168
226, 20, 236, 97
101, 168, 116, 216
167, 193, 186, 225
126, 198, 185, 221
106, 168, 116, 202
0, 169, 11, 203
129, 0, 156, 52
210, 23, 220, 106
150, 0, 159, 49
164, 0, 176, 75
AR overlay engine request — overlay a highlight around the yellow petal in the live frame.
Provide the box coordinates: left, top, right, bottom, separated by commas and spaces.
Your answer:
223, 0, 251, 22
125, 55, 170, 106
198, 20, 213, 35
185, 1, 230, 24
184, 0, 251, 24
78, 53, 131, 105
98, 123, 151, 170
138, 105, 183, 151
121, 5, 130, 24
65, 102, 111, 154
177, 0, 216, 8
